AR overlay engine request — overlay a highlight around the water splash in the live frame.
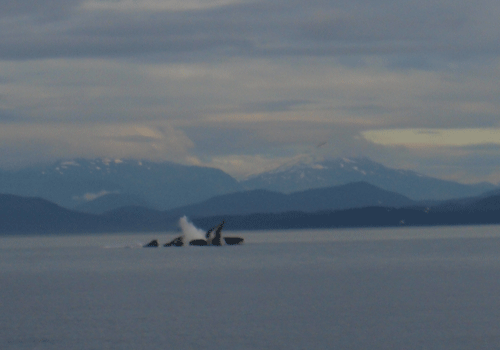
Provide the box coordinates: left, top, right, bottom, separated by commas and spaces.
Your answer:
179, 216, 205, 242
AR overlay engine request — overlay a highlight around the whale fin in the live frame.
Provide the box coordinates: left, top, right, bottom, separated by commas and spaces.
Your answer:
205, 227, 215, 239
211, 221, 225, 246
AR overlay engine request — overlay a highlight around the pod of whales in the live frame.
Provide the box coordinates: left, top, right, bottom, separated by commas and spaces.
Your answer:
143, 221, 244, 248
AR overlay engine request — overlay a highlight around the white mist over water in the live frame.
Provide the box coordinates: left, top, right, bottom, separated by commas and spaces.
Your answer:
179, 216, 205, 242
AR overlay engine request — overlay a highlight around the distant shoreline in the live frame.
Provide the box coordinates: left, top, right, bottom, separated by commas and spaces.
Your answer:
3, 205, 500, 235
193, 206, 500, 232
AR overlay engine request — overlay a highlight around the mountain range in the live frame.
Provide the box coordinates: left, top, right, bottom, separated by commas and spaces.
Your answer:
0, 156, 499, 234
241, 157, 495, 200
0, 157, 495, 214
0, 158, 242, 211
1, 180, 500, 234
162, 182, 415, 219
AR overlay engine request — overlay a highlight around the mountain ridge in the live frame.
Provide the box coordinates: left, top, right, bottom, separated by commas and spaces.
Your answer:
241, 157, 496, 200
0, 157, 496, 215
2, 181, 500, 234
0, 158, 243, 211
162, 181, 415, 219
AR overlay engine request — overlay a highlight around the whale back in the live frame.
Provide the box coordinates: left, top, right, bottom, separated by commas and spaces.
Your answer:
144, 239, 159, 247
163, 236, 184, 247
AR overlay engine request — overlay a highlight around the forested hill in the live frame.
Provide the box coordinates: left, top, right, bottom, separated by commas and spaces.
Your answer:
2, 191, 500, 234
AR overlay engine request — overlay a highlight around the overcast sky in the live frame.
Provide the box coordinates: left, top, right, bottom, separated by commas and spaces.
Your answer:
1, 0, 500, 183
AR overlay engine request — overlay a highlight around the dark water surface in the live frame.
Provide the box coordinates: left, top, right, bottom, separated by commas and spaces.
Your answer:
2, 226, 500, 349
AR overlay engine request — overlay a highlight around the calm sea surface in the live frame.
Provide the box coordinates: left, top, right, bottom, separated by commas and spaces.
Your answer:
2, 225, 500, 349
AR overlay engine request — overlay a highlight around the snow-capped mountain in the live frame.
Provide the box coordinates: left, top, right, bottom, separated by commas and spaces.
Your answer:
241, 157, 496, 200
0, 157, 496, 212
0, 158, 243, 210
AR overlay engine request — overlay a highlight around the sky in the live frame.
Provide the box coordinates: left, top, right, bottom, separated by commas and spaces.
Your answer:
1, 0, 500, 183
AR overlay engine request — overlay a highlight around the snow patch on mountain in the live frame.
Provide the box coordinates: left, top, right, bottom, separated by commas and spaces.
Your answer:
73, 190, 117, 202
240, 156, 497, 200
311, 163, 325, 170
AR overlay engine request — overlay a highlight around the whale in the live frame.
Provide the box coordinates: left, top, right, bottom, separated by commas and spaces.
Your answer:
163, 236, 184, 247
204, 221, 244, 245
144, 239, 159, 247
148, 220, 244, 247
223, 237, 244, 245
206, 221, 225, 246
189, 239, 208, 246
163, 236, 210, 247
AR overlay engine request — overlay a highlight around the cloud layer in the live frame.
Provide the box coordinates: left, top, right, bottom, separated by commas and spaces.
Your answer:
1, 0, 500, 182
2, 0, 498, 60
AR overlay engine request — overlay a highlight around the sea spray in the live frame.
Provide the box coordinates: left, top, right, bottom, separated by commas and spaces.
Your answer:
179, 216, 205, 243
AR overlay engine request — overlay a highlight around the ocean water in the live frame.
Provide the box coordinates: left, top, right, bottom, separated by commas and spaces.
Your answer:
2, 225, 500, 349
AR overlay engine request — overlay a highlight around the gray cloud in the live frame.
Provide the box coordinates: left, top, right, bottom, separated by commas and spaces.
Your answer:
411, 146, 500, 185
239, 99, 312, 113
1, 0, 500, 183
0, 0, 497, 62
182, 120, 359, 159
0, 109, 27, 123
0, 0, 83, 19
337, 104, 395, 115
105, 135, 161, 143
